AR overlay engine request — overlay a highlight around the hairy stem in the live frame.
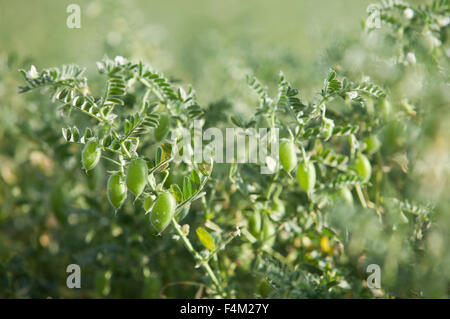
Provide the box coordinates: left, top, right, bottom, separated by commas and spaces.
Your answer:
355, 184, 367, 208
171, 218, 225, 297
112, 130, 132, 158
101, 155, 121, 166
139, 77, 166, 103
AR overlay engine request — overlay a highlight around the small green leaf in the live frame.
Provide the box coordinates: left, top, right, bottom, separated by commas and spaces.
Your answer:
183, 176, 192, 200
190, 170, 201, 186
84, 127, 93, 139
230, 116, 245, 128
198, 161, 212, 176
156, 147, 162, 164
147, 173, 156, 190
196, 227, 215, 251
71, 127, 80, 142
105, 97, 124, 105
62, 128, 69, 141
102, 135, 113, 147
170, 184, 183, 203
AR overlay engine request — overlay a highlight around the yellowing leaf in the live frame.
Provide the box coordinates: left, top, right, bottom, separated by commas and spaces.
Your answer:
196, 227, 215, 251
320, 236, 331, 254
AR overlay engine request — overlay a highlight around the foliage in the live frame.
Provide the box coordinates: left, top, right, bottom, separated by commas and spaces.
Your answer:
0, 0, 449, 298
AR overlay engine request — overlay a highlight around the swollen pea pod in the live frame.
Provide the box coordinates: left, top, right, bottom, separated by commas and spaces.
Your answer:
50, 184, 67, 224
381, 99, 392, 118
271, 198, 285, 216
150, 192, 177, 234
154, 114, 171, 142
260, 214, 275, 247
279, 140, 297, 173
143, 196, 154, 212
248, 210, 262, 239
338, 187, 353, 205
248, 210, 275, 247
126, 158, 148, 198
322, 118, 335, 141
364, 135, 381, 154
82, 141, 101, 171
107, 173, 127, 210
296, 161, 316, 193
355, 153, 372, 183
270, 198, 285, 221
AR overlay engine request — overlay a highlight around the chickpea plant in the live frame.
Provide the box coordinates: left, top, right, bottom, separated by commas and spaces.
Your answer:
15, 0, 449, 298
18, 56, 230, 296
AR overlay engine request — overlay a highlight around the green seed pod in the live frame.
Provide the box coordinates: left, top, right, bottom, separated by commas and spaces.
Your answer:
143, 196, 154, 212
107, 173, 127, 210
355, 153, 372, 183
50, 184, 67, 224
82, 141, 101, 171
248, 210, 262, 238
364, 135, 381, 154
322, 118, 335, 141
270, 199, 285, 221
297, 161, 316, 192
126, 158, 148, 198
150, 192, 177, 234
272, 199, 285, 215
154, 114, 170, 142
279, 140, 297, 172
380, 98, 391, 118
338, 187, 353, 205
401, 99, 416, 116
260, 215, 275, 247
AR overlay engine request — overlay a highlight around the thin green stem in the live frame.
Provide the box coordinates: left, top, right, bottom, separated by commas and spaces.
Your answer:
112, 130, 132, 159
171, 218, 225, 297
263, 171, 279, 209
120, 141, 132, 158
139, 77, 166, 103
74, 105, 103, 122
149, 158, 173, 174
56, 83, 104, 122
300, 144, 308, 163
317, 96, 328, 109
176, 171, 211, 211
100, 81, 109, 108
141, 88, 151, 112
101, 155, 121, 166
355, 184, 367, 208
203, 228, 240, 263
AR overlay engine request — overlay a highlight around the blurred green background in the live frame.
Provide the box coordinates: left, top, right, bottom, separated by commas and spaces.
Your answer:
0, 0, 377, 97
0, 0, 449, 298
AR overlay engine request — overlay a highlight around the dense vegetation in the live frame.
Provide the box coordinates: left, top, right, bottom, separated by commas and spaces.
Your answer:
0, 0, 449, 298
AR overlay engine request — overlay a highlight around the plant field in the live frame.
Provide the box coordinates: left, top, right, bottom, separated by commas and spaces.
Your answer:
0, 0, 449, 299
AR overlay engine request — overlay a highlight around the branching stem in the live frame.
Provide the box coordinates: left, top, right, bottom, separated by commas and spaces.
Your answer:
171, 218, 225, 297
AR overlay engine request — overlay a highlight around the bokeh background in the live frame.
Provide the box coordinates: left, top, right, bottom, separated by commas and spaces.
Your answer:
0, 0, 378, 99
0, 0, 449, 298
